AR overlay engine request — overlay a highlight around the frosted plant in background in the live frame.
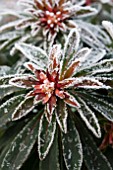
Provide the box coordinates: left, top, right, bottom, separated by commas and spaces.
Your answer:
16, 0, 97, 41
0, 29, 113, 169
0, 0, 98, 53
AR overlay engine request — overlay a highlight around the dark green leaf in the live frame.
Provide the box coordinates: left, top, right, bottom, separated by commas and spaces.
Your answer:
38, 114, 56, 160
39, 130, 59, 170
75, 116, 112, 170
0, 94, 25, 127
12, 97, 35, 121
77, 91, 113, 122
62, 116, 83, 170
1, 114, 40, 170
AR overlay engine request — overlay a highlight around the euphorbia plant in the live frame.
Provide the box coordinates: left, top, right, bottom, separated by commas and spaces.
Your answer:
0, 28, 113, 169
1, 1, 113, 170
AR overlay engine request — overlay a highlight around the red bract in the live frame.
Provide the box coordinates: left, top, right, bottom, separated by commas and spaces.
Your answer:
100, 122, 113, 150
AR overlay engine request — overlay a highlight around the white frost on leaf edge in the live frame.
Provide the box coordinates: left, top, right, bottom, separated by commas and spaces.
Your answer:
102, 20, 113, 40
77, 98, 101, 138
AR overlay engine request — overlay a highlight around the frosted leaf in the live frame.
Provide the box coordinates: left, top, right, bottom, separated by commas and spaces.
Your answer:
62, 117, 83, 170
73, 77, 110, 90
0, 9, 21, 17
0, 95, 24, 127
0, 66, 11, 76
71, 0, 86, 6
0, 74, 28, 86
24, 61, 45, 73
0, 85, 22, 100
77, 118, 112, 170
1, 114, 39, 170
0, 31, 22, 42
102, 20, 113, 40
39, 131, 60, 170
38, 114, 56, 160
0, 38, 20, 51
0, 20, 20, 33
12, 96, 35, 121
63, 28, 80, 62
77, 20, 111, 48
15, 42, 48, 69
77, 92, 113, 122
70, 5, 98, 18
15, 17, 34, 30
79, 48, 106, 69
69, 47, 91, 67
64, 92, 80, 108
76, 97, 101, 138
77, 59, 113, 76
9, 75, 36, 89
55, 100, 68, 133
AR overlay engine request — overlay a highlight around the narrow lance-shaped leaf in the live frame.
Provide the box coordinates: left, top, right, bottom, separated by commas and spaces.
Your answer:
38, 114, 56, 160
77, 91, 113, 122
62, 116, 83, 170
0, 74, 27, 86
1, 113, 40, 170
15, 42, 48, 69
61, 29, 80, 77
0, 20, 20, 33
77, 20, 111, 48
12, 96, 35, 121
0, 36, 20, 51
39, 130, 60, 170
0, 31, 22, 41
72, 5, 97, 18
63, 29, 80, 62
76, 97, 101, 138
55, 100, 68, 134
76, 59, 113, 77
0, 85, 22, 100
75, 116, 112, 170
79, 49, 106, 69
0, 94, 25, 127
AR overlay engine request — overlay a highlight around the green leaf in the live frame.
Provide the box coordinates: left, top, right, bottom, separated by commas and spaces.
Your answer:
75, 116, 112, 170
38, 114, 56, 160
0, 85, 22, 100
15, 42, 48, 69
39, 130, 60, 170
0, 66, 11, 76
0, 74, 24, 85
12, 97, 35, 121
63, 29, 80, 62
0, 95, 25, 127
76, 59, 113, 76
62, 116, 83, 170
0, 37, 20, 51
74, 6, 97, 18
0, 31, 22, 41
55, 100, 68, 133
77, 91, 113, 122
1, 114, 40, 170
77, 20, 111, 49
76, 97, 101, 138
